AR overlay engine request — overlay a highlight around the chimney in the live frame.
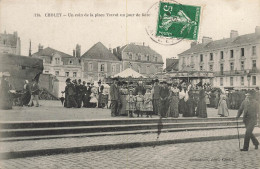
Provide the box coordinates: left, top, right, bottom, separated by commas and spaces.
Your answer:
113, 48, 117, 56
230, 30, 239, 38
29, 40, 32, 57
73, 49, 76, 57
143, 42, 145, 46
109, 48, 113, 53
190, 41, 198, 48
13, 31, 18, 37
202, 36, 213, 44
76, 44, 81, 58
38, 43, 43, 52
255, 26, 260, 35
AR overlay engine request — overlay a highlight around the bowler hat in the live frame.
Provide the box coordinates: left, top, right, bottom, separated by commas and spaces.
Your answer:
66, 78, 71, 82
154, 79, 159, 82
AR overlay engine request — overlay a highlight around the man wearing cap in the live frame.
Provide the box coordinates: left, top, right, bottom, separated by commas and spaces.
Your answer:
237, 93, 259, 151
110, 78, 120, 117
97, 80, 104, 108
152, 79, 160, 115
0, 72, 13, 109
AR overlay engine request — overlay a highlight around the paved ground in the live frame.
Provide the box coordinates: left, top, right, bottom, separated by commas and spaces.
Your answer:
1, 127, 259, 154
0, 100, 238, 121
1, 137, 259, 169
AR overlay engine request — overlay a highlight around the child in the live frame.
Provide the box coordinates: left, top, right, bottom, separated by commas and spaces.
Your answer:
135, 91, 144, 117
143, 88, 153, 117
126, 90, 136, 117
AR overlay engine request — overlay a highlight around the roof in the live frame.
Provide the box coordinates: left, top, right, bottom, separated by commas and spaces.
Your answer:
165, 59, 179, 72
0, 33, 18, 47
179, 33, 260, 55
113, 68, 147, 78
81, 42, 120, 61
32, 47, 73, 58
119, 43, 164, 63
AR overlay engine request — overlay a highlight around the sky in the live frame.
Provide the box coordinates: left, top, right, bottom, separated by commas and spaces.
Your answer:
0, 0, 260, 67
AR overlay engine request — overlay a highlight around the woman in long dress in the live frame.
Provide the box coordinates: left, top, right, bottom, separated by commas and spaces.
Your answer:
218, 94, 229, 117
21, 80, 31, 106
196, 82, 207, 118
167, 83, 179, 118
186, 84, 195, 117
178, 86, 186, 116
119, 82, 128, 116
126, 89, 136, 117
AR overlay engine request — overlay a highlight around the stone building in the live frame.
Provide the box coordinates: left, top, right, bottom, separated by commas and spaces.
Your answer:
178, 26, 260, 89
113, 43, 164, 78
0, 31, 21, 55
81, 42, 122, 82
32, 44, 82, 97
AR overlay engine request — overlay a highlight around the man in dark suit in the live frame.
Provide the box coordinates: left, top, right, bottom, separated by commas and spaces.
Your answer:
152, 79, 160, 115
159, 81, 170, 118
84, 82, 92, 108
237, 93, 259, 151
110, 78, 120, 117
97, 80, 104, 108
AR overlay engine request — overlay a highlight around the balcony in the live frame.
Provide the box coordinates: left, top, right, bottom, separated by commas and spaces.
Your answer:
214, 69, 259, 76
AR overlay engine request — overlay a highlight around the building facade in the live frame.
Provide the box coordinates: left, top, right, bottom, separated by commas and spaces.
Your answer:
32, 45, 82, 97
0, 31, 21, 55
178, 26, 260, 89
81, 42, 122, 82
113, 43, 164, 78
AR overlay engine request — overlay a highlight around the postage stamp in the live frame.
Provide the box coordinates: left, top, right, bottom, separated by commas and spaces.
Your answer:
156, 1, 201, 40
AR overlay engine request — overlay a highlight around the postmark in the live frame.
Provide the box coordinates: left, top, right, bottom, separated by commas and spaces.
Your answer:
156, 1, 201, 40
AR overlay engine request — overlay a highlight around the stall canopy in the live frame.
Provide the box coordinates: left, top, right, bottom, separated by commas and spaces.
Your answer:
113, 68, 147, 78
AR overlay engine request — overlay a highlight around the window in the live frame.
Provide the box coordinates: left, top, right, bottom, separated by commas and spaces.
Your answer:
112, 65, 116, 72
252, 60, 257, 68
241, 61, 244, 70
252, 46, 256, 55
191, 56, 194, 64
230, 50, 234, 58
252, 76, 256, 85
100, 64, 105, 72
45, 71, 49, 74
147, 55, 150, 61
55, 71, 59, 76
241, 76, 244, 86
69, 60, 73, 64
138, 55, 141, 60
129, 55, 132, 60
220, 77, 223, 86
200, 54, 203, 62
209, 65, 213, 71
241, 48, 244, 57
55, 58, 60, 64
230, 62, 234, 71
65, 72, 69, 77
200, 66, 203, 71
210, 53, 213, 61
73, 72, 77, 77
155, 57, 157, 62
220, 64, 224, 74
88, 63, 93, 71
220, 51, 224, 60
230, 77, 233, 86
146, 65, 150, 73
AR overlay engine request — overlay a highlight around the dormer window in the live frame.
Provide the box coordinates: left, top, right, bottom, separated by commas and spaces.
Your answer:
55, 58, 60, 64
69, 60, 73, 65
147, 55, 150, 61
155, 56, 157, 62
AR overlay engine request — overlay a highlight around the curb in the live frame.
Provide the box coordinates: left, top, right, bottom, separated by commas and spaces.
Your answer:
1, 133, 259, 160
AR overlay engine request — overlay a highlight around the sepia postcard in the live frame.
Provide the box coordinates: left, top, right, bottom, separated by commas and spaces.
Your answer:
0, 0, 260, 168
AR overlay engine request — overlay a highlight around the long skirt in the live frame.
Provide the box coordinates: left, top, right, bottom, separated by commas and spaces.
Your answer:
119, 95, 127, 115
167, 96, 179, 118
21, 91, 31, 106
178, 98, 186, 115
197, 100, 207, 118
160, 99, 169, 117
186, 99, 195, 117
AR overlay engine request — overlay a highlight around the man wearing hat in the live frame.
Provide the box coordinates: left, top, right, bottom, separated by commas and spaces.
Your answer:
237, 93, 259, 151
152, 79, 160, 115
110, 78, 120, 117
97, 80, 104, 108
28, 78, 40, 107
159, 81, 170, 118
65, 78, 78, 108
0, 72, 12, 110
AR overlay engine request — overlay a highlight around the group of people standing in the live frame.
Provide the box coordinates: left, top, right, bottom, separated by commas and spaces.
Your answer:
63, 78, 105, 108
109, 78, 208, 118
